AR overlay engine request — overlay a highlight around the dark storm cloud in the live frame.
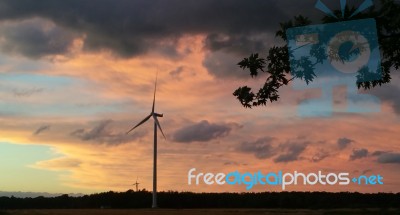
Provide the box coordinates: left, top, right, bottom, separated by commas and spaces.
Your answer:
173, 120, 235, 143
349, 148, 369, 161
0, 18, 76, 58
376, 153, 400, 164
0, 0, 383, 58
0, 0, 385, 81
361, 169, 373, 174
33, 125, 50, 136
337, 137, 353, 150
71, 120, 145, 145
274, 141, 309, 163
238, 137, 276, 159
0, 0, 290, 59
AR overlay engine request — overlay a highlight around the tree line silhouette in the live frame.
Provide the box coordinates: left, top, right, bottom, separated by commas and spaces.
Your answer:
0, 190, 399, 209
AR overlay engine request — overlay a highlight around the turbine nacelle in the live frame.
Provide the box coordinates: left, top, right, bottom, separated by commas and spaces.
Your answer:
153, 113, 163, 117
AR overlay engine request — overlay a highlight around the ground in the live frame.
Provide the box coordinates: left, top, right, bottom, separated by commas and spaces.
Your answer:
1, 209, 400, 215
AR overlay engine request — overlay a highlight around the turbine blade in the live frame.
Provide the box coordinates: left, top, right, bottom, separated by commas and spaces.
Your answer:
153, 116, 166, 140
152, 73, 158, 114
126, 114, 152, 134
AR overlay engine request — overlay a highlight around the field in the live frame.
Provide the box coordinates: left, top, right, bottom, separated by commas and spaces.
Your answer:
1, 209, 400, 215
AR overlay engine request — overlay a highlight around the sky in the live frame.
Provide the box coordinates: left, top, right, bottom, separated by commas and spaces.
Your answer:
0, 0, 399, 195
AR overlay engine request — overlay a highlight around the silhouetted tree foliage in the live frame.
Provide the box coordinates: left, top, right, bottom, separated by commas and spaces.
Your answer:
234, 0, 400, 108
0, 191, 399, 209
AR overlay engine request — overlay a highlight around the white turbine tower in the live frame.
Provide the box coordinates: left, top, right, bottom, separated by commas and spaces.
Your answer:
127, 75, 165, 208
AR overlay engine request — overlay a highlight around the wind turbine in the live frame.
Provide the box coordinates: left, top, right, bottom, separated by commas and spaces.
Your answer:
127, 75, 165, 208
133, 177, 140, 192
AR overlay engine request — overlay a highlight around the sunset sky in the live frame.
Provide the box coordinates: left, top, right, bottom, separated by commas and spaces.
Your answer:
0, 0, 399, 195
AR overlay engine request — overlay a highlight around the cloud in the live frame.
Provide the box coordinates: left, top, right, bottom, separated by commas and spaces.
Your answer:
274, 141, 309, 163
0, 0, 378, 80
311, 150, 330, 162
202, 32, 278, 79
370, 84, 400, 115
348, 149, 400, 164
0, 18, 76, 59
33, 125, 50, 136
71, 120, 145, 145
0, 0, 288, 59
202, 50, 247, 79
204, 33, 271, 55
12, 87, 44, 97
223, 161, 239, 166
34, 157, 82, 170
0, 191, 82, 198
376, 153, 400, 164
371, 150, 390, 156
0, 0, 381, 65
73, 120, 112, 141
238, 137, 276, 159
337, 138, 353, 150
173, 120, 235, 143
349, 148, 369, 161
169, 66, 185, 79
362, 169, 373, 175
238, 137, 316, 162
